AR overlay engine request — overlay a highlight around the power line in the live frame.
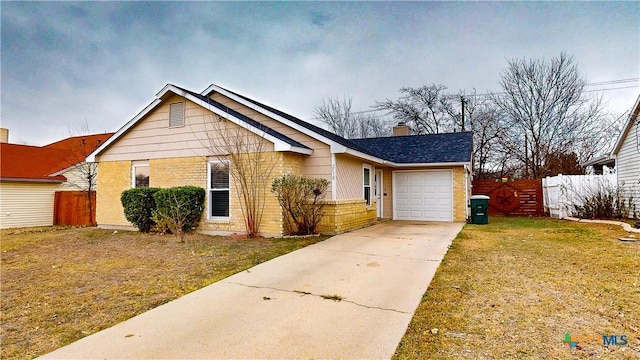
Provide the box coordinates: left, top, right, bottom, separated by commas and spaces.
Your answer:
310, 83, 640, 121
583, 85, 639, 93
204, 77, 639, 122
454, 83, 639, 98
585, 78, 639, 86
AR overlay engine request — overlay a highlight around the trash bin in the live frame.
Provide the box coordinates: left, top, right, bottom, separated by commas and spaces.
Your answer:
469, 195, 490, 224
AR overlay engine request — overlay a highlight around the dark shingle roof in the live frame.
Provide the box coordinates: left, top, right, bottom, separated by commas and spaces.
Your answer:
209, 85, 377, 156
351, 132, 473, 164
204, 84, 473, 165
173, 85, 310, 150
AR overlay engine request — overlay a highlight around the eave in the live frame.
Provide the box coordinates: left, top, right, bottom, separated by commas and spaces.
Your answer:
0, 177, 66, 184
612, 94, 640, 156
87, 84, 312, 162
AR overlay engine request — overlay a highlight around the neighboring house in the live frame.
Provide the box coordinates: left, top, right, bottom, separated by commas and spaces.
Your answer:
45, 133, 114, 190
611, 95, 640, 218
0, 131, 113, 229
581, 155, 615, 175
87, 84, 473, 236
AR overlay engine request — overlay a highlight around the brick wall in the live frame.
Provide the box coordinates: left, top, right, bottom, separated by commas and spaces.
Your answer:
98, 157, 467, 233
96, 153, 307, 236
150, 157, 207, 188
452, 166, 468, 222
165, 152, 296, 237
316, 199, 377, 235
96, 161, 131, 226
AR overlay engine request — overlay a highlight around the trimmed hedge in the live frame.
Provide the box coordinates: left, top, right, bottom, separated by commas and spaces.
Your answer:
152, 186, 205, 234
120, 187, 160, 232
121, 186, 205, 234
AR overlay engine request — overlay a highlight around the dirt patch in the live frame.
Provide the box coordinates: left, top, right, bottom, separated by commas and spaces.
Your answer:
394, 217, 640, 359
0, 227, 328, 359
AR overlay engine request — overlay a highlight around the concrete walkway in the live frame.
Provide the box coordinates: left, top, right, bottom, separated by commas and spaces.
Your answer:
564, 217, 640, 233
39, 221, 464, 359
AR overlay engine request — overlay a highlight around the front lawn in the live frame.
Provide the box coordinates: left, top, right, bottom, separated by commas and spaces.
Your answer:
394, 217, 640, 359
0, 227, 328, 359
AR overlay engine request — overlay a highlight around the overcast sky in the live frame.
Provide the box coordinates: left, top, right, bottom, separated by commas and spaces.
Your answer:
1, 1, 638, 146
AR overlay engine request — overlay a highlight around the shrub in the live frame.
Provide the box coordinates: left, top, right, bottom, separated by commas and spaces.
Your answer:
121, 187, 160, 232
271, 175, 330, 235
152, 186, 205, 237
572, 184, 633, 219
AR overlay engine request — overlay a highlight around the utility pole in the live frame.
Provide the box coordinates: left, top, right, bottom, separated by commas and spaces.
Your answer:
460, 96, 466, 132
524, 133, 529, 178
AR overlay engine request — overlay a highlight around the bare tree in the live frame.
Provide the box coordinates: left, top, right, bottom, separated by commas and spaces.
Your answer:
492, 52, 606, 178
203, 116, 277, 238
374, 84, 459, 134
55, 122, 110, 225
461, 93, 512, 179
373, 85, 512, 178
314, 97, 390, 138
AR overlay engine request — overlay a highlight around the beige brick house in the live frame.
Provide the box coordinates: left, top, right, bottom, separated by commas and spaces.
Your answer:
87, 83, 473, 236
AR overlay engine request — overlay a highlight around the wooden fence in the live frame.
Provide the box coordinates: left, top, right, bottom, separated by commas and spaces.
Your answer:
472, 179, 544, 216
54, 191, 96, 226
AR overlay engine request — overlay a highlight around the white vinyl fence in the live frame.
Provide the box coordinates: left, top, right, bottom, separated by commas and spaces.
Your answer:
542, 174, 617, 218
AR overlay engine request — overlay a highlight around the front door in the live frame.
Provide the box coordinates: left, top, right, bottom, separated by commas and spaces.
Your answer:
375, 170, 383, 217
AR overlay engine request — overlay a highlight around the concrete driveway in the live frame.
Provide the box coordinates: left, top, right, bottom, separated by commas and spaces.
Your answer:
39, 221, 464, 359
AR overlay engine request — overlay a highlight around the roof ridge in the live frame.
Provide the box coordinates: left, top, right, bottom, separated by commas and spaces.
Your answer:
0, 142, 43, 149
180, 87, 311, 150
351, 131, 472, 141
44, 132, 115, 148
206, 84, 380, 157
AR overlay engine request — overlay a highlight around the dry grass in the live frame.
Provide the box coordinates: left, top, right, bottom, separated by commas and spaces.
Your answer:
394, 217, 640, 360
0, 227, 328, 359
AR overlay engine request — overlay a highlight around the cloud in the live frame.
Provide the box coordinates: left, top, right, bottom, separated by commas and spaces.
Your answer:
1, 1, 638, 145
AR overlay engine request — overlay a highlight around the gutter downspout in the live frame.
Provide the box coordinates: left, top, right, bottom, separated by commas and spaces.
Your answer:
465, 164, 470, 221
331, 153, 337, 201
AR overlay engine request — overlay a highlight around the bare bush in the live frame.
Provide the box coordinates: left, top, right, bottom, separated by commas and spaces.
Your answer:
271, 175, 330, 235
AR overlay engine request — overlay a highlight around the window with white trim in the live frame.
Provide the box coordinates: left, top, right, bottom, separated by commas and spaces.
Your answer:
208, 160, 230, 218
132, 164, 149, 188
363, 164, 372, 206
169, 101, 185, 128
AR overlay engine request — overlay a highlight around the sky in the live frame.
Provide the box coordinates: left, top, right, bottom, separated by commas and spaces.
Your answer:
1, 1, 638, 146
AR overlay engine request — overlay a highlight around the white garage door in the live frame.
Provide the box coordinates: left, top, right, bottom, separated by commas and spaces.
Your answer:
393, 170, 453, 221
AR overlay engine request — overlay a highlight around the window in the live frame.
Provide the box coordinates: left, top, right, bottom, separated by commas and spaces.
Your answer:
169, 102, 185, 128
363, 164, 372, 206
132, 165, 149, 188
208, 161, 230, 218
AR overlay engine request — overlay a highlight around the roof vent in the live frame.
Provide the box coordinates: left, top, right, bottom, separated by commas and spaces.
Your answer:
169, 102, 185, 128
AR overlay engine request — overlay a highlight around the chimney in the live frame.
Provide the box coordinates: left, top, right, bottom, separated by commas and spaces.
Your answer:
392, 122, 410, 136
0, 128, 8, 143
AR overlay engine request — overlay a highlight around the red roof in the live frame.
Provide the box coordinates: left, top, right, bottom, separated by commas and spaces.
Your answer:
0, 133, 114, 183
45, 133, 113, 152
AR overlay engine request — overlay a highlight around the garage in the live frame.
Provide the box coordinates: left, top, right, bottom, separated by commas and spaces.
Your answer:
393, 170, 453, 221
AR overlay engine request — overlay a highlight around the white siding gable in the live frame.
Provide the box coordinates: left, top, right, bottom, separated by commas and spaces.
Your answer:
616, 117, 640, 217
0, 182, 60, 229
